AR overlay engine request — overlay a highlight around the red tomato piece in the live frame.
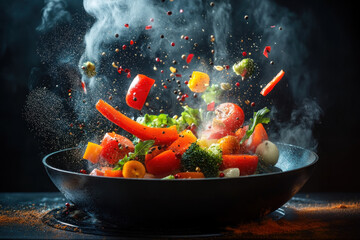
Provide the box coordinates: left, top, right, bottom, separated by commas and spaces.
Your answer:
212, 103, 245, 132
145, 150, 180, 177
263, 46, 271, 58
221, 155, 258, 176
100, 132, 135, 165
126, 74, 155, 110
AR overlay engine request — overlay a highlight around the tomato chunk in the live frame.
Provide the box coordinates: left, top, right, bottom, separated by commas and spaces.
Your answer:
212, 103, 244, 132
100, 132, 135, 165
126, 74, 155, 110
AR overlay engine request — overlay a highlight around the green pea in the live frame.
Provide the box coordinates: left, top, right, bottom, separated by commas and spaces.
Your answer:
232, 58, 255, 79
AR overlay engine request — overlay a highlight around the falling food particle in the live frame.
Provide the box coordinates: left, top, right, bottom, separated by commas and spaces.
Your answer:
270, 25, 276, 28
210, 35, 215, 42
184, 36, 189, 40
170, 66, 177, 73
145, 25, 152, 30
115, 48, 119, 52
127, 72, 131, 78
112, 62, 118, 68
156, 57, 160, 62
101, 52, 106, 56
167, 11, 172, 16
181, 54, 186, 60
263, 46, 271, 58
175, 74, 182, 78
130, 40, 134, 45
115, 33, 119, 38
179, 9, 184, 13
244, 15, 249, 20
124, 23, 129, 28
150, 18, 154, 22
214, 65, 224, 71
81, 81, 87, 94
251, 102, 256, 107
220, 82, 232, 90
235, 82, 240, 87
122, 45, 127, 50
210, 2, 215, 7
82, 61, 97, 78
245, 100, 250, 105
153, 66, 157, 71
186, 53, 194, 64
242, 51, 247, 57
171, 42, 175, 47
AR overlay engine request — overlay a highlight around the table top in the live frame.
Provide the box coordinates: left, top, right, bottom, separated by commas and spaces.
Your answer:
0, 192, 360, 239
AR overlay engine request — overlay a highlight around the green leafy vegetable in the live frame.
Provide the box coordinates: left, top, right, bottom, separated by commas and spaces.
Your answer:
240, 107, 270, 144
201, 84, 225, 104
113, 140, 155, 170
136, 106, 201, 132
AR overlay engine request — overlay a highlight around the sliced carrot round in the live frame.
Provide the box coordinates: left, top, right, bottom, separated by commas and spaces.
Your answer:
122, 160, 146, 178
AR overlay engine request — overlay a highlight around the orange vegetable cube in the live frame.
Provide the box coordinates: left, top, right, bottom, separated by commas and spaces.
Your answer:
83, 142, 103, 164
188, 71, 210, 93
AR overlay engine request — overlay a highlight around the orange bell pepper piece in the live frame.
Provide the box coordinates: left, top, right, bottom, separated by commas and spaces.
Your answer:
96, 99, 178, 145
188, 71, 210, 93
83, 142, 103, 164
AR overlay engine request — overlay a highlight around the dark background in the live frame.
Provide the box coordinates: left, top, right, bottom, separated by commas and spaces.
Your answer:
0, 0, 359, 192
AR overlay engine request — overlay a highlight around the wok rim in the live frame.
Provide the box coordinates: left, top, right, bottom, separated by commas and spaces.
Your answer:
43, 142, 318, 182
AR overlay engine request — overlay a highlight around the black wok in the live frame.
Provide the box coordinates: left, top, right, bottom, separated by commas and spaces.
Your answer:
43, 143, 318, 228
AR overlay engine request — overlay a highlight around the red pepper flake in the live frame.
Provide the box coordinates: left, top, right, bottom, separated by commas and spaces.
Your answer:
81, 81, 87, 94
235, 82, 240, 87
161, 70, 164, 73
171, 42, 175, 47
124, 23, 129, 28
175, 74, 182, 78
270, 25, 276, 28
163, 85, 167, 89
186, 53, 194, 64
225, 65, 230, 70
117, 66, 123, 74
122, 44, 127, 50
251, 102, 256, 107
184, 80, 188, 84
130, 40, 134, 45
183, 94, 189, 98
127, 72, 131, 78
180, 95, 186, 101
145, 25, 152, 30
155, 57, 160, 62
263, 46, 271, 58
242, 51, 247, 57
207, 101, 215, 111
124, 68, 130, 73
184, 36, 189, 40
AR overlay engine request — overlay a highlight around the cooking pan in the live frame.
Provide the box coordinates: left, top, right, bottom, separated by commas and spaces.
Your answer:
43, 143, 318, 228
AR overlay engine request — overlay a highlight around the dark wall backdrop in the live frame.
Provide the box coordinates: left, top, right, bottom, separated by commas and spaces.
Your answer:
0, 0, 359, 192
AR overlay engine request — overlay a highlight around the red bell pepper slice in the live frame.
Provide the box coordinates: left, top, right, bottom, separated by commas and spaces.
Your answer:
260, 70, 285, 96
126, 74, 155, 110
96, 99, 178, 145
263, 46, 271, 58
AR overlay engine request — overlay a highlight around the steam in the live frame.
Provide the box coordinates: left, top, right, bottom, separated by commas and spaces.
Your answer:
36, 0, 71, 32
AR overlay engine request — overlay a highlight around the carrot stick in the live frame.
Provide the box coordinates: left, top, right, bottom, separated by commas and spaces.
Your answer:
260, 70, 285, 96
96, 99, 178, 145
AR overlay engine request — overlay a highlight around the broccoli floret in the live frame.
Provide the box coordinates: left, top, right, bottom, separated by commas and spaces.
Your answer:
181, 143, 222, 177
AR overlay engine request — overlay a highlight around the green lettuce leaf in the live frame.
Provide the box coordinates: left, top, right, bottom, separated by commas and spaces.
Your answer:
240, 107, 271, 144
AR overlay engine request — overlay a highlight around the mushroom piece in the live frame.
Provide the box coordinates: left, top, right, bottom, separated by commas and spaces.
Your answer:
255, 140, 279, 166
